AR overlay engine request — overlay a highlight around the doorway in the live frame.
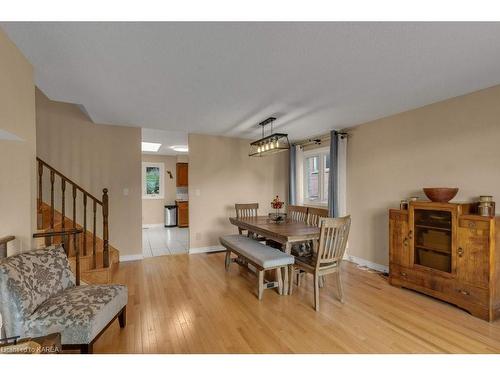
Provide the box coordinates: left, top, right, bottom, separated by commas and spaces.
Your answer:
141, 128, 189, 257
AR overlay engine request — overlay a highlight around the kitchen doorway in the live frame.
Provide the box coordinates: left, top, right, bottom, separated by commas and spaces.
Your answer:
141, 128, 189, 257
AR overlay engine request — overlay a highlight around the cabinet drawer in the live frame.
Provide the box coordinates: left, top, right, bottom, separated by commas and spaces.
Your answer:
451, 283, 489, 307
391, 265, 426, 287
391, 266, 488, 306
459, 219, 489, 230
393, 265, 455, 290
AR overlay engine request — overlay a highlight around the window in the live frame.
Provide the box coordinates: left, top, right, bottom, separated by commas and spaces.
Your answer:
303, 148, 329, 205
142, 162, 164, 199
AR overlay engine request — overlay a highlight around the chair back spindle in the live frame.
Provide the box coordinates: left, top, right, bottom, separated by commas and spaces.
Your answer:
307, 207, 329, 226
287, 205, 308, 222
235, 203, 259, 235
315, 216, 351, 268
235, 203, 259, 219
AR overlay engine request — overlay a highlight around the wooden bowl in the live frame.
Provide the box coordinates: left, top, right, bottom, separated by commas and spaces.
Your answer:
423, 188, 459, 203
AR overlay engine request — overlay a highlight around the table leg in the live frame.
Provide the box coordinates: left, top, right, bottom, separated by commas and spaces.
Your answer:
282, 243, 291, 295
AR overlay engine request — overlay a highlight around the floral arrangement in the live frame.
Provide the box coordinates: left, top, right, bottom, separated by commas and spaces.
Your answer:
271, 195, 284, 210
270, 195, 285, 222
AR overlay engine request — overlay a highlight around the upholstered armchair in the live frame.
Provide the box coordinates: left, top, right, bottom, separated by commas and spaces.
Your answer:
0, 243, 127, 354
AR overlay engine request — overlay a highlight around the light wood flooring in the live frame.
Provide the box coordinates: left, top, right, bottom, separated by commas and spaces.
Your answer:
93, 252, 500, 353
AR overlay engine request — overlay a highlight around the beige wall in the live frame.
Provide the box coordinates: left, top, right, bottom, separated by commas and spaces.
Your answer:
188, 133, 288, 249
0, 28, 36, 255
177, 155, 189, 163
36, 89, 142, 256
347, 84, 500, 266
142, 154, 178, 225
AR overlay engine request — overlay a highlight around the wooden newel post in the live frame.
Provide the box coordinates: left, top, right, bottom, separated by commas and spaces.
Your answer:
102, 188, 109, 268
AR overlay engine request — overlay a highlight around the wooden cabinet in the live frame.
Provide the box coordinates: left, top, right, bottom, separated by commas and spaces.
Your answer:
177, 201, 189, 228
176, 163, 188, 187
389, 201, 500, 321
457, 217, 490, 289
389, 209, 410, 268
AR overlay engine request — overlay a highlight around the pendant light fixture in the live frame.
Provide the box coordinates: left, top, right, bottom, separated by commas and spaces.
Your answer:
249, 117, 290, 157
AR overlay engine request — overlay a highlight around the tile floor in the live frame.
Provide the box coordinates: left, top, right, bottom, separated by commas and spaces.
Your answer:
142, 226, 189, 257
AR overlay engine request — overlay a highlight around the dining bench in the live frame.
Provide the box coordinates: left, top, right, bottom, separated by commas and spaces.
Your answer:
219, 234, 294, 299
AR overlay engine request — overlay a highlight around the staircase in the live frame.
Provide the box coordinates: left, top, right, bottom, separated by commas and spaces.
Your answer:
35, 157, 119, 284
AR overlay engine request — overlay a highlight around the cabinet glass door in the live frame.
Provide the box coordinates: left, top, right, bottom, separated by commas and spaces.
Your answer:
413, 209, 452, 273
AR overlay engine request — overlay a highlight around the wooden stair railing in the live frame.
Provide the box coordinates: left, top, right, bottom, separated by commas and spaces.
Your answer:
36, 157, 110, 269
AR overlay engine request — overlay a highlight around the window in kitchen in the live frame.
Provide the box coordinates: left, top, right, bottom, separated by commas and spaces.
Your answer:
142, 162, 164, 199
303, 148, 329, 206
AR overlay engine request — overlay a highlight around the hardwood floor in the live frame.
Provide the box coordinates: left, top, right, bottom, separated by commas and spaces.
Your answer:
94, 252, 500, 353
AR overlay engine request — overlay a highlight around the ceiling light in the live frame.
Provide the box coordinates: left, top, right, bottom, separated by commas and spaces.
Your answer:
142, 142, 162, 152
170, 145, 189, 152
249, 117, 290, 157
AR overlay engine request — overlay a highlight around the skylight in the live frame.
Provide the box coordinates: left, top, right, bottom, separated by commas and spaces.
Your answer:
141, 142, 162, 152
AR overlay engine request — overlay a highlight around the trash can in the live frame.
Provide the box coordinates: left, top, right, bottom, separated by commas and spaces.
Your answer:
164, 204, 177, 227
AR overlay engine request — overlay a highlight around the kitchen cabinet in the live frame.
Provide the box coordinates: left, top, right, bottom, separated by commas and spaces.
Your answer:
177, 200, 189, 228
176, 163, 188, 187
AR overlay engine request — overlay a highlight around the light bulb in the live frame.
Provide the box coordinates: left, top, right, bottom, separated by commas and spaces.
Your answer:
275, 140, 279, 148
270, 142, 275, 149
257, 146, 261, 153
265, 143, 269, 151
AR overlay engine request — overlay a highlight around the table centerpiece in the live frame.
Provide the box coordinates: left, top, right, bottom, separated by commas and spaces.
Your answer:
270, 195, 286, 222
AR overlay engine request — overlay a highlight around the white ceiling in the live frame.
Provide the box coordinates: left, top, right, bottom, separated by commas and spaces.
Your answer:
3, 22, 500, 141
142, 128, 188, 155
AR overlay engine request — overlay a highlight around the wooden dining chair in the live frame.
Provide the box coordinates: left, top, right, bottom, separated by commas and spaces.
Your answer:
307, 207, 329, 226
289, 216, 351, 311
235, 203, 266, 241
292, 207, 330, 281
287, 205, 308, 222
235, 203, 259, 234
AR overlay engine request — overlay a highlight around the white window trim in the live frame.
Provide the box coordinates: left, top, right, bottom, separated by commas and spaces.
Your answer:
142, 162, 165, 200
302, 146, 329, 207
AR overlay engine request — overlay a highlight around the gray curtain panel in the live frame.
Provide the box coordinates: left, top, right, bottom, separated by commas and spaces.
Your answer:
289, 145, 296, 205
328, 131, 339, 217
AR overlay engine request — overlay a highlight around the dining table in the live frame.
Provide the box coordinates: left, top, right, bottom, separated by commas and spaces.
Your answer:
229, 215, 320, 295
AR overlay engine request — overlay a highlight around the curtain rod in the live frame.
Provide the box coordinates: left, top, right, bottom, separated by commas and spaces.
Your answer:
293, 131, 348, 147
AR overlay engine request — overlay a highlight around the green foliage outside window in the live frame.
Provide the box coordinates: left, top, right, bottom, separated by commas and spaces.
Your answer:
146, 167, 160, 195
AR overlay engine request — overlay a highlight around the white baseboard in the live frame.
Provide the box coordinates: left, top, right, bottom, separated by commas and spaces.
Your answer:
120, 254, 144, 262
142, 223, 164, 229
345, 253, 388, 273
120, 248, 388, 274
189, 245, 225, 254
